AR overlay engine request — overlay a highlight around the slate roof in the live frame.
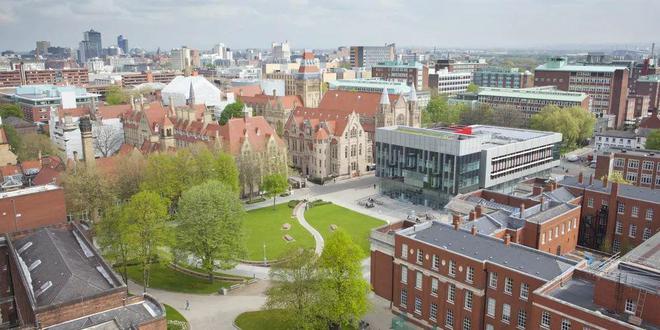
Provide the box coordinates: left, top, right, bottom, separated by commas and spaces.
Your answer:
48, 300, 163, 330
319, 90, 402, 117
560, 175, 660, 204
407, 222, 578, 280
14, 227, 122, 307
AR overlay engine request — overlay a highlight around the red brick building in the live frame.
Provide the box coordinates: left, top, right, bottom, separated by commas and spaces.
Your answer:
0, 68, 88, 87
632, 74, 660, 111
559, 175, 660, 254
594, 148, 660, 189
121, 71, 178, 87
0, 185, 66, 234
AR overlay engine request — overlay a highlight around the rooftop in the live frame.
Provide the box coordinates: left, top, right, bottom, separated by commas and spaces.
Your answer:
48, 298, 164, 330
373, 61, 423, 69
536, 59, 627, 73
560, 175, 660, 204
1, 85, 98, 100
601, 148, 660, 159
328, 79, 412, 95
478, 87, 588, 103
402, 221, 578, 280
595, 129, 651, 138
637, 74, 660, 82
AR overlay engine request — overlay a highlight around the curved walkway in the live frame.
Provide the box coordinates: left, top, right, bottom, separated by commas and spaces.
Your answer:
294, 202, 324, 255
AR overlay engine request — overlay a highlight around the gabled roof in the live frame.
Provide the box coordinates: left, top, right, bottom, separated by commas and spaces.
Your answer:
96, 104, 132, 119
639, 115, 660, 129
219, 116, 283, 155
287, 107, 355, 137
239, 94, 303, 109
319, 90, 401, 117
231, 85, 262, 97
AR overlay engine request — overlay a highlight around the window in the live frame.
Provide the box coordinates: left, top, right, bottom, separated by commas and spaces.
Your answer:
505, 277, 513, 294
643, 161, 654, 170
613, 238, 621, 253
431, 278, 439, 295
617, 202, 625, 214
415, 271, 423, 289
447, 284, 456, 303
548, 230, 552, 241
561, 319, 571, 330
541, 311, 551, 328
401, 265, 408, 284
629, 224, 637, 238
464, 291, 473, 310
489, 272, 498, 288
414, 296, 422, 315
644, 228, 652, 240
561, 223, 565, 235
602, 199, 608, 206
502, 304, 511, 323
628, 159, 639, 169
554, 226, 559, 238
541, 233, 545, 244
587, 198, 593, 208
400, 288, 407, 307
462, 317, 471, 330
647, 209, 654, 221
615, 221, 623, 235
520, 282, 529, 300
445, 309, 454, 328
641, 174, 652, 185
449, 260, 456, 277
518, 310, 527, 329
486, 325, 494, 330
487, 298, 496, 317
401, 243, 408, 259
626, 172, 638, 182
614, 158, 624, 167
432, 255, 439, 269
466, 267, 474, 283
430, 302, 438, 321
625, 299, 636, 314
416, 249, 423, 264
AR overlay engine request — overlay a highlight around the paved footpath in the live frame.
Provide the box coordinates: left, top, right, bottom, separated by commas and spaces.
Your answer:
294, 202, 324, 255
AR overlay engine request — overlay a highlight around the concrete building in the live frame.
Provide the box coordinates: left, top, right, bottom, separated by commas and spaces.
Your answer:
375, 125, 562, 208
120, 71, 177, 87
476, 86, 591, 118
372, 61, 428, 91
434, 58, 487, 74
633, 74, 660, 111
534, 58, 629, 128
626, 94, 651, 121
170, 47, 192, 72
271, 41, 291, 63
0, 67, 89, 88
429, 69, 472, 96
595, 148, 660, 189
560, 175, 660, 254
0, 85, 99, 123
161, 75, 222, 108
594, 129, 651, 151
473, 67, 533, 89
79, 29, 102, 63
117, 35, 128, 54
350, 44, 396, 68
35, 41, 50, 57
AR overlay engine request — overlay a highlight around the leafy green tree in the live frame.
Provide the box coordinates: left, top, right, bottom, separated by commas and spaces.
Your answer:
422, 96, 465, 126
105, 85, 129, 105
645, 129, 660, 150
266, 249, 322, 330
530, 105, 594, 152
62, 165, 113, 223
176, 180, 245, 280
219, 101, 245, 125
607, 172, 631, 185
262, 173, 288, 207
459, 104, 494, 125
124, 191, 171, 293
0, 104, 23, 119
16, 133, 57, 161
466, 83, 479, 93
318, 230, 370, 329
1, 125, 20, 153
107, 151, 146, 202
97, 205, 133, 285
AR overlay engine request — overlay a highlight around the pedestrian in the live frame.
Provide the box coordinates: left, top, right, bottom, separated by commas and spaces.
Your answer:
373, 184, 376, 189
185, 299, 190, 310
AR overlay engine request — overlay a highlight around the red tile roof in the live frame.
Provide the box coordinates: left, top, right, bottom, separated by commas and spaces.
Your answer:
219, 116, 283, 155
231, 85, 262, 97
640, 115, 660, 129
97, 104, 132, 119
318, 90, 399, 117
58, 107, 90, 118
239, 94, 303, 109
287, 107, 352, 137
0, 165, 20, 178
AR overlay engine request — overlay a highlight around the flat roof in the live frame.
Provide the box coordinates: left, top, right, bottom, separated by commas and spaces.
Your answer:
536, 63, 627, 73
478, 87, 588, 103
402, 221, 578, 280
601, 148, 660, 159
373, 61, 423, 69
0, 184, 60, 199
638, 74, 660, 82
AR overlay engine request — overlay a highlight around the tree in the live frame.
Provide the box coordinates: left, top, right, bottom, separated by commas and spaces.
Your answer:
97, 205, 133, 286
492, 105, 527, 128
62, 165, 113, 223
466, 83, 479, 93
238, 155, 261, 200
530, 105, 594, 153
422, 95, 464, 126
262, 173, 288, 207
16, 133, 57, 161
105, 85, 128, 105
317, 230, 370, 329
108, 151, 146, 202
0, 104, 23, 119
219, 101, 245, 125
607, 171, 631, 185
2, 125, 20, 153
124, 191, 171, 293
176, 181, 245, 280
266, 249, 322, 329
459, 104, 494, 125
645, 129, 660, 150
93, 123, 124, 157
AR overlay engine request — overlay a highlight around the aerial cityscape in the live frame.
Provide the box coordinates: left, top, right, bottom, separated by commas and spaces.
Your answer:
0, 1, 659, 329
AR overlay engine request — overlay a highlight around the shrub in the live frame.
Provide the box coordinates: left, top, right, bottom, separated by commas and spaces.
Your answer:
245, 197, 266, 204
287, 200, 300, 208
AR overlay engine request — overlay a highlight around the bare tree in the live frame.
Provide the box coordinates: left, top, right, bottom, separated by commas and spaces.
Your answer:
237, 155, 261, 200
94, 123, 124, 157
492, 105, 528, 128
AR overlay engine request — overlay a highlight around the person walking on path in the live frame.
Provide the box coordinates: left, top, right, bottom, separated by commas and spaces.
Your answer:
185, 300, 190, 310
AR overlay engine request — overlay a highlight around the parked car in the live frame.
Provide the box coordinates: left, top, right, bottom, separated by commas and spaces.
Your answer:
566, 155, 579, 162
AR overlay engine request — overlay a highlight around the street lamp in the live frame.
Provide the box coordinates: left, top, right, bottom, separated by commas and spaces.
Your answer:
263, 242, 267, 266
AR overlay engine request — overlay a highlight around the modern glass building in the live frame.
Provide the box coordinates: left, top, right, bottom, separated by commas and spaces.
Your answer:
375, 125, 561, 208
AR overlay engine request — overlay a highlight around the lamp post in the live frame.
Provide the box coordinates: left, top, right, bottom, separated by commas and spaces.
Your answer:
263, 242, 267, 266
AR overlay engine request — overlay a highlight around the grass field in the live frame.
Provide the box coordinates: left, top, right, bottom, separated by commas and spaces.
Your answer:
243, 203, 315, 261
125, 264, 231, 294
234, 310, 291, 330
164, 304, 188, 330
305, 203, 386, 256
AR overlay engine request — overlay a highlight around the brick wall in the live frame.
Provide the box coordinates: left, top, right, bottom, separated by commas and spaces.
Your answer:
35, 289, 126, 328
0, 188, 67, 235
370, 250, 393, 300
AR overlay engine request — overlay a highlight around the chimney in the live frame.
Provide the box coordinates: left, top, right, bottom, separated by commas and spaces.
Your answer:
602, 175, 608, 188
130, 95, 135, 111
79, 117, 95, 168
578, 172, 584, 184
611, 182, 619, 198
504, 234, 511, 246
520, 203, 526, 219
532, 186, 543, 196
471, 225, 477, 236
452, 213, 461, 230
475, 205, 483, 218
203, 108, 213, 124
272, 89, 277, 96
168, 96, 175, 116
539, 195, 545, 211
589, 174, 594, 185
139, 94, 145, 111
469, 211, 476, 221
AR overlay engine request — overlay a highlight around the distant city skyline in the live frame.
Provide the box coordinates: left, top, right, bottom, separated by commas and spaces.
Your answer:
1, 0, 659, 52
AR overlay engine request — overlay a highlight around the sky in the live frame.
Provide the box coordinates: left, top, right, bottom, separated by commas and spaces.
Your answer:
1, 0, 659, 52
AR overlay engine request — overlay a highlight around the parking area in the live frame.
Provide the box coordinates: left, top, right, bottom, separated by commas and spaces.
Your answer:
355, 194, 451, 224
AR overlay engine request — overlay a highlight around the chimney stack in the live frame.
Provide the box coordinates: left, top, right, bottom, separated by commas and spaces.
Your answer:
79, 117, 95, 168
602, 175, 608, 188
475, 205, 483, 218
272, 89, 277, 96
504, 234, 511, 246
539, 195, 545, 211
578, 172, 584, 184
452, 213, 461, 230
611, 182, 619, 198
533, 186, 543, 196
589, 174, 594, 185
130, 95, 135, 111
469, 211, 476, 221
471, 225, 477, 236
520, 203, 526, 219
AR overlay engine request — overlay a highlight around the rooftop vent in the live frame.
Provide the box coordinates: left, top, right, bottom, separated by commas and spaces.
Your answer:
17, 242, 33, 254
28, 260, 41, 271
35, 281, 52, 297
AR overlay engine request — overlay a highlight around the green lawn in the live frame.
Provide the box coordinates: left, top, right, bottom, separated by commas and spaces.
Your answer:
125, 264, 232, 294
164, 304, 188, 330
305, 203, 386, 256
234, 310, 291, 330
243, 204, 315, 261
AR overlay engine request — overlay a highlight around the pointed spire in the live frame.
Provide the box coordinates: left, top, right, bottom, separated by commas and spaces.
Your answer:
188, 80, 196, 106
408, 84, 417, 102
379, 88, 390, 105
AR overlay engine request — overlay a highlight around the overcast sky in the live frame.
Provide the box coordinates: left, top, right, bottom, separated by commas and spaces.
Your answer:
1, 0, 658, 52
